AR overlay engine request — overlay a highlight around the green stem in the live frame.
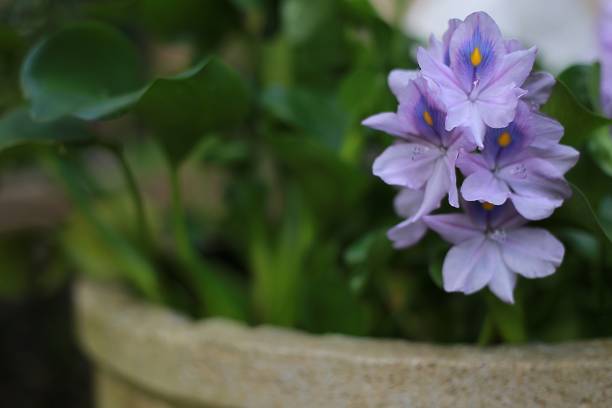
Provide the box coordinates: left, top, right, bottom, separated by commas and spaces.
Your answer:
169, 165, 195, 263
102, 143, 152, 250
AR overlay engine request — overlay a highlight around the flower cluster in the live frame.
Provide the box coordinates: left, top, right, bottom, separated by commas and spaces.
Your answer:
363, 12, 579, 303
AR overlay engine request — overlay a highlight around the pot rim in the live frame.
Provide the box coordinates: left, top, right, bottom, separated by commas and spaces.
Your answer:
76, 278, 612, 407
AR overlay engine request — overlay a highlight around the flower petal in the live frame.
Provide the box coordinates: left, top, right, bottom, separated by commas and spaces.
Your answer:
442, 236, 498, 295
446, 99, 486, 148
476, 83, 525, 129
388, 69, 419, 102
448, 11, 505, 92
387, 219, 428, 249
372, 143, 439, 189
522, 110, 564, 149
487, 263, 517, 304
501, 227, 564, 278
393, 188, 425, 218
529, 144, 579, 175
456, 151, 488, 176
485, 47, 537, 90
522, 71, 555, 108
509, 194, 563, 220
410, 158, 450, 220
423, 213, 483, 245
461, 170, 510, 205
362, 112, 413, 139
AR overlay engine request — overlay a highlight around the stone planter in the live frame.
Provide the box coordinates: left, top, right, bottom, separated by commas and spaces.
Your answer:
76, 279, 612, 408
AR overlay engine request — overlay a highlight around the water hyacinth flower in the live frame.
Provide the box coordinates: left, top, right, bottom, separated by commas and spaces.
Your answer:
457, 103, 579, 220
417, 11, 536, 147
424, 201, 564, 303
599, 0, 612, 117
364, 10, 576, 303
362, 74, 475, 220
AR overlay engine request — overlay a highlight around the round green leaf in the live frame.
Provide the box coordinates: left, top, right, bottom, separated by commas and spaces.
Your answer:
0, 108, 93, 152
21, 21, 146, 121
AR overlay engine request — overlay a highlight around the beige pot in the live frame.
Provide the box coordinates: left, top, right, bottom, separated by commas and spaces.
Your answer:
76, 279, 612, 408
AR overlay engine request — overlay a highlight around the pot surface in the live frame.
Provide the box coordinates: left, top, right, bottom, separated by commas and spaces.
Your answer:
76, 279, 612, 408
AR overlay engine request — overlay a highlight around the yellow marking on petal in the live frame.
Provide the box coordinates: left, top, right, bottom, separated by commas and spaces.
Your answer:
423, 110, 433, 126
482, 202, 495, 211
497, 131, 512, 147
470, 47, 482, 66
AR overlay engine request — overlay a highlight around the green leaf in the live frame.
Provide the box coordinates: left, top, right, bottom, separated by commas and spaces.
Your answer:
135, 58, 251, 165
21, 22, 251, 164
542, 71, 612, 148
262, 86, 348, 151
21, 21, 146, 121
0, 108, 94, 152
558, 63, 601, 113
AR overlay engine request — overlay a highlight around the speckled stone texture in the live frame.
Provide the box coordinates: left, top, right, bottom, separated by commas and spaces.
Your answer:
76, 279, 612, 408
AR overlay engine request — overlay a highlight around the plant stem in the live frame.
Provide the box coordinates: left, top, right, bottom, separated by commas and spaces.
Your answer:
102, 143, 153, 250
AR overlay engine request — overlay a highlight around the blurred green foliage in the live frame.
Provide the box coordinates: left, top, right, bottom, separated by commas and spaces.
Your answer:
0, 0, 610, 344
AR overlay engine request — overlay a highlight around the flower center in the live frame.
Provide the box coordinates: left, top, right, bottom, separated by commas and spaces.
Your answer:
497, 131, 512, 147
423, 110, 433, 126
481, 201, 495, 211
470, 47, 482, 66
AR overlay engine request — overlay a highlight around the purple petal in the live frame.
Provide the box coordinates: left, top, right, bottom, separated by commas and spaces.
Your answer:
362, 112, 414, 139
446, 100, 486, 148
372, 143, 439, 189
448, 12, 505, 93
423, 213, 483, 244
442, 236, 498, 294
444, 152, 460, 208
524, 111, 565, 149
484, 47, 537, 90
388, 69, 419, 102
528, 144, 579, 175
488, 201, 528, 230
456, 151, 488, 176
509, 194, 563, 220
522, 71, 555, 108
461, 170, 510, 205
410, 159, 450, 220
387, 219, 428, 249
476, 83, 525, 129
504, 39, 524, 53
393, 188, 425, 218
487, 264, 517, 304
498, 156, 571, 198
501, 227, 564, 278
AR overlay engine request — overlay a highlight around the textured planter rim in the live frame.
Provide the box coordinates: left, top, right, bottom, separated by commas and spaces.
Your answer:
76, 279, 612, 407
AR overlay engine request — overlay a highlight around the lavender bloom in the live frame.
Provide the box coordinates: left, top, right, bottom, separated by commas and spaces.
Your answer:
503, 39, 555, 109
363, 74, 475, 221
424, 201, 564, 303
417, 12, 537, 148
457, 103, 579, 220
387, 189, 428, 249
600, 0, 612, 117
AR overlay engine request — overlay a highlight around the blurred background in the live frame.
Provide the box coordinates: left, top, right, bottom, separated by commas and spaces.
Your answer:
0, 0, 608, 407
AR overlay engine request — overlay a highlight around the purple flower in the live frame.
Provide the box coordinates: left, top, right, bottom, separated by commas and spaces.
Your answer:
387, 189, 428, 249
599, 0, 612, 117
417, 12, 537, 148
424, 201, 564, 303
363, 74, 475, 220
457, 103, 578, 220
